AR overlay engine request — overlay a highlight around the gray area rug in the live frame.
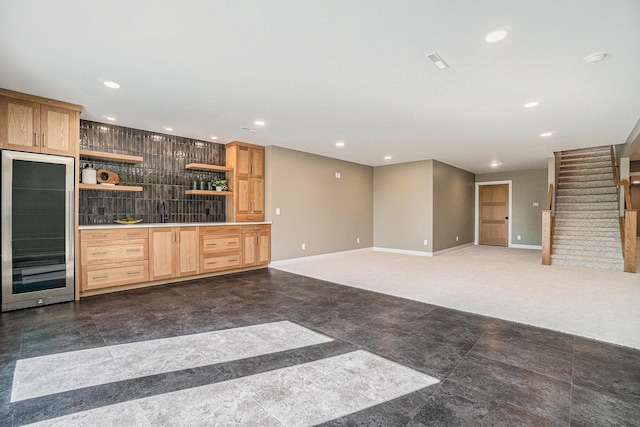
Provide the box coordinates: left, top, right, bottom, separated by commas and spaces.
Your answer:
272, 244, 640, 349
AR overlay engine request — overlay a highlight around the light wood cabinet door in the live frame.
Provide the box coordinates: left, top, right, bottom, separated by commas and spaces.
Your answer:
150, 227, 200, 280
0, 96, 40, 152
236, 146, 250, 177
250, 178, 264, 216
149, 228, 176, 280
242, 229, 270, 267
0, 92, 79, 157
40, 104, 77, 156
250, 148, 264, 178
177, 227, 199, 276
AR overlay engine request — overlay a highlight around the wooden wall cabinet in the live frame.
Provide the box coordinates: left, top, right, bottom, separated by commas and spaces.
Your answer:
149, 227, 199, 280
199, 226, 242, 273
226, 142, 265, 222
0, 89, 80, 157
242, 224, 271, 267
80, 229, 149, 291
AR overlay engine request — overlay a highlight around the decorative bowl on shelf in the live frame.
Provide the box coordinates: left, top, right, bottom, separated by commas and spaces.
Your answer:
114, 218, 143, 225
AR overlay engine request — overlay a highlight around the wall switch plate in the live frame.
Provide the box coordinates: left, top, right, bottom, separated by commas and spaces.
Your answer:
532, 202, 540, 207
517, 235, 522, 240
357, 238, 360, 243
335, 172, 341, 179
456, 236, 459, 242
423, 240, 428, 246
302, 243, 306, 250
276, 208, 280, 215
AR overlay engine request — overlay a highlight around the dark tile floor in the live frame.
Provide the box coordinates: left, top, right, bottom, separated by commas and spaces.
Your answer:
1, 268, 639, 426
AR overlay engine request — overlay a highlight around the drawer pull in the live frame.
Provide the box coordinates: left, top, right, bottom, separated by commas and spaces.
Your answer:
229, 259, 238, 263
126, 232, 141, 236
206, 243, 218, 247
92, 234, 108, 238
227, 242, 237, 245
92, 251, 107, 255
126, 271, 138, 275
126, 249, 140, 252
94, 275, 108, 280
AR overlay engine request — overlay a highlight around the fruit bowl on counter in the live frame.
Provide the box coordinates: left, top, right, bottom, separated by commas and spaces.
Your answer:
114, 218, 143, 225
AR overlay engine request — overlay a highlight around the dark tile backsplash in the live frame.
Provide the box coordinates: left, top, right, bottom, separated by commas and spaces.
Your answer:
79, 121, 227, 225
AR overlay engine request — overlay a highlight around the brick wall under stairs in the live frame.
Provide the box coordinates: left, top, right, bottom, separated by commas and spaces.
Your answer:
551, 145, 624, 271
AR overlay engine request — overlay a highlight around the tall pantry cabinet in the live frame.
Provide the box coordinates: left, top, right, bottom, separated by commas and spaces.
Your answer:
226, 141, 265, 222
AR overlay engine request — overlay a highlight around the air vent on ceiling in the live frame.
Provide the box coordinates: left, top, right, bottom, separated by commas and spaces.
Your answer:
241, 127, 258, 132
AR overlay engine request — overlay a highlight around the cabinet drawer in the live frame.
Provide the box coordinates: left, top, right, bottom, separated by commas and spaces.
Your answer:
236, 213, 265, 222
200, 254, 241, 273
201, 236, 241, 254
81, 228, 149, 240
81, 239, 149, 266
82, 261, 149, 290
199, 226, 242, 236
241, 224, 270, 233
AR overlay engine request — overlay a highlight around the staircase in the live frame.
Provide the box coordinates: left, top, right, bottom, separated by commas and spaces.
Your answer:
551, 145, 624, 270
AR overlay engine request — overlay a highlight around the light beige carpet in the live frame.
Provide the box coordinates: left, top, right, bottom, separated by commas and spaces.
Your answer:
272, 243, 640, 349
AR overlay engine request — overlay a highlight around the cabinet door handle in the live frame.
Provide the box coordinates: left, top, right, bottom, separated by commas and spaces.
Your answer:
34, 132, 38, 146
256, 236, 259, 246
42, 133, 45, 147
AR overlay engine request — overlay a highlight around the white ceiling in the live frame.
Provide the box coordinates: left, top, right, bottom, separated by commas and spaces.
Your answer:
1, 0, 640, 173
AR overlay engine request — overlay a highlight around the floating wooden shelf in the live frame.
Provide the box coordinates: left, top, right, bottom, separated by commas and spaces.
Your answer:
79, 183, 143, 192
185, 163, 233, 172
185, 190, 234, 196
80, 150, 144, 163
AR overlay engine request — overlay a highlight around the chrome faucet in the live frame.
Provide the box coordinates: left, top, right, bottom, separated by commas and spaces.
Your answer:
158, 201, 169, 223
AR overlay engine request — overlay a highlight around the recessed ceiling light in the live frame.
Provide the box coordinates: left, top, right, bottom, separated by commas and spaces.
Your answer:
584, 52, 607, 64
211, 136, 218, 140
384, 156, 392, 160
103, 81, 120, 89
335, 141, 345, 147
524, 101, 540, 108
426, 52, 449, 70
485, 28, 509, 43
254, 120, 266, 126
490, 162, 500, 167
540, 131, 553, 137
106, 117, 116, 121
165, 127, 173, 132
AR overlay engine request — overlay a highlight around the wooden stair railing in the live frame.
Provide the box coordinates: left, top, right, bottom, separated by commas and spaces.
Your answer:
542, 183, 554, 265
610, 145, 637, 273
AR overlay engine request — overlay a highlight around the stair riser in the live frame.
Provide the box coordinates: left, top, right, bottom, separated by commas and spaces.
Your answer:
559, 167, 612, 176
554, 220, 619, 229
556, 187, 618, 196
557, 181, 617, 189
561, 158, 611, 166
553, 237, 619, 245
555, 195, 618, 203
554, 229, 620, 238
553, 247, 622, 257
555, 203, 619, 211
555, 212, 619, 220
550, 256, 624, 271
558, 172, 613, 181
561, 145, 609, 155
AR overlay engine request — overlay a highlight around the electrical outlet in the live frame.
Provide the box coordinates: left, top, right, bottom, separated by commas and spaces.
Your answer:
276, 208, 280, 215
356, 238, 360, 243
456, 236, 459, 242
335, 172, 341, 179
302, 243, 306, 250
424, 240, 428, 246
532, 202, 540, 207
517, 235, 522, 240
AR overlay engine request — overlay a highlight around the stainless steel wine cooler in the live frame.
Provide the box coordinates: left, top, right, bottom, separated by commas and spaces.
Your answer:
1, 150, 75, 312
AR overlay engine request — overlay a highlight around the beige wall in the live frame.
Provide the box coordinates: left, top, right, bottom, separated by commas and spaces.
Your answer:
476, 168, 548, 246
373, 160, 433, 252
432, 161, 475, 251
265, 146, 373, 261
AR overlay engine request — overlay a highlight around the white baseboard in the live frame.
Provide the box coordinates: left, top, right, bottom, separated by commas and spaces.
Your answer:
373, 247, 433, 257
433, 242, 474, 255
509, 244, 543, 250
269, 248, 373, 268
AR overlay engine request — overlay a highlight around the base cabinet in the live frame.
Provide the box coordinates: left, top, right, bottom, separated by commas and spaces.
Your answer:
80, 229, 150, 291
80, 224, 270, 295
242, 225, 271, 267
149, 227, 199, 280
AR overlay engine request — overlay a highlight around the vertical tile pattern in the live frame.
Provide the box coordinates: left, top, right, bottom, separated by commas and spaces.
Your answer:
78, 121, 226, 225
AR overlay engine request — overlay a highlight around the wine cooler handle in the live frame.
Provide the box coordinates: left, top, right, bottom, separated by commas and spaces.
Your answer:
69, 190, 74, 261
